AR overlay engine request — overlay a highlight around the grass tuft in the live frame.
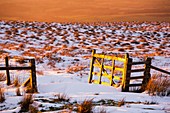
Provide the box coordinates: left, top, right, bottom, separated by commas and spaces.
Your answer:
25, 86, 34, 93
13, 76, 20, 87
29, 104, 39, 113
0, 73, 6, 81
77, 99, 93, 113
53, 93, 70, 102
0, 87, 5, 103
117, 98, 125, 107
20, 94, 33, 112
16, 87, 22, 96
146, 74, 170, 96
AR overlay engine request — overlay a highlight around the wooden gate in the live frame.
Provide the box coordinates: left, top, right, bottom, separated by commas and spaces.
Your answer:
88, 50, 129, 88
88, 50, 152, 92
122, 57, 152, 92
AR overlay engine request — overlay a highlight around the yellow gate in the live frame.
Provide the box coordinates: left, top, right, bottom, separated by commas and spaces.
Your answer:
88, 50, 129, 89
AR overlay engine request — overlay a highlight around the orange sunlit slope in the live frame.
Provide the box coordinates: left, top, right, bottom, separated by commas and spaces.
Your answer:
0, 0, 170, 22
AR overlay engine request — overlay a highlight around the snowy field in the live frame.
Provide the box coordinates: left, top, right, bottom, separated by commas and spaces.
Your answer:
0, 20, 170, 113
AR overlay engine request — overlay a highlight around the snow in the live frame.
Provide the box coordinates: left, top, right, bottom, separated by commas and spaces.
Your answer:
0, 20, 170, 113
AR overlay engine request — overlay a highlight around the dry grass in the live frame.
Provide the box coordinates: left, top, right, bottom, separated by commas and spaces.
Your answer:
36, 70, 44, 75
20, 94, 33, 112
146, 74, 170, 96
16, 87, 22, 96
0, 73, 6, 81
77, 99, 93, 113
66, 64, 87, 73
25, 86, 34, 93
0, 87, 5, 103
13, 76, 20, 87
97, 107, 107, 113
29, 105, 39, 113
53, 93, 70, 102
117, 98, 125, 107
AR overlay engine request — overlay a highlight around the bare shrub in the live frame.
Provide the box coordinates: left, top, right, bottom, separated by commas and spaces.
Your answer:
146, 74, 170, 96
20, 94, 33, 112
77, 99, 93, 113
0, 73, 6, 81
0, 87, 5, 103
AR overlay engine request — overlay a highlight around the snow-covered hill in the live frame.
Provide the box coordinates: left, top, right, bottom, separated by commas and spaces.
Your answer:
0, 20, 169, 113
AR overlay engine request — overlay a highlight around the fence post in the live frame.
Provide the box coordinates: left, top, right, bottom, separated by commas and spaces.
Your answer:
110, 60, 115, 86
30, 59, 37, 92
142, 57, 152, 91
122, 53, 132, 92
99, 58, 104, 84
88, 49, 96, 83
5, 57, 11, 85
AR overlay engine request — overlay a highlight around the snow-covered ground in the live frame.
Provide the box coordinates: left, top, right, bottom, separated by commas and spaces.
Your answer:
0, 20, 170, 113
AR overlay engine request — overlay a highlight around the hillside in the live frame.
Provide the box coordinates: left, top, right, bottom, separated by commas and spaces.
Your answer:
0, 0, 170, 22
0, 20, 170, 112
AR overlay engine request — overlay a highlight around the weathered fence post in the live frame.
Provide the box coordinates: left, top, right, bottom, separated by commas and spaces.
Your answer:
142, 57, 152, 91
5, 57, 11, 85
88, 49, 96, 83
30, 59, 37, 92
122, 53, 132, 92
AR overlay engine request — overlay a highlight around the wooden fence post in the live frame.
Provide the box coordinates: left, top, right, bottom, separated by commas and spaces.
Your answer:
110, 60, 115, 86
98, 58, 104, 84
88, 49, 96, 83
122, 53, 132, 92
142, 57, 151, 91
30, 59, 37, 92
5, 57, 11, 85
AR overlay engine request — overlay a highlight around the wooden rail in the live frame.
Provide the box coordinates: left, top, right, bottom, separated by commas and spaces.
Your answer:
151, 65, 170, 75
0, 57, 37, 93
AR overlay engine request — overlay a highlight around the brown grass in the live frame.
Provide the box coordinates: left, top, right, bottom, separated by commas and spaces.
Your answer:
53, 93, 70, 102
16, 87, 22, 96
146, 74, 170, 96
0, 87, 5, 103
36, 70, 44, 75
29, 105, 39, 113
0, 73, 6, 81
13, 76, 20, 87
117, 98, 125, 107
20, 94, 33, 112
25, 86, 34, 93
66, 64, 87, 73
77, 99, 93, 113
